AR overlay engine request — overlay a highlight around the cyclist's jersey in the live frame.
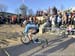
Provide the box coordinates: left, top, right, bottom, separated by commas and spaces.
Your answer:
23, 22, 39, 33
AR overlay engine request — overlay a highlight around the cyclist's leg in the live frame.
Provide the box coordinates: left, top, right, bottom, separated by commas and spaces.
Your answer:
23, 24, 31, 33
28, 33, 32, 40
23, 24, 38, 33
23, 24, 39, 40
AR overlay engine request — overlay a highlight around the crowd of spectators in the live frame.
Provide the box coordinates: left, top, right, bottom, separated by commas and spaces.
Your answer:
0, 7, 75, 29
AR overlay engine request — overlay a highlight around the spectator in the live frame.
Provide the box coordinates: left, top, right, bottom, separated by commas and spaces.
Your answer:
56, 15, 62, 28
0, 16, 5, 24
62, 12, 67, 25
73, 15, 75, 28
50, 15, 56, 31
67, 14, 72, 25
23, 16, 39, 41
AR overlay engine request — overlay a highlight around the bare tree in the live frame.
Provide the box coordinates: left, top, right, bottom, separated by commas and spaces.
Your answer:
15, 8, 20, 14
28, 9, 34, 16
0, 4, 7, 12
61, 4, 64, 11
52, 7, 57, 15
15, 8, 21, 23
20, 4, 28, 16
47, 7, 51, 16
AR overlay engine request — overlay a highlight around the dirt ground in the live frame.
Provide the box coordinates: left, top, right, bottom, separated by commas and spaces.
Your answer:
0, 24, 49, 48
0, 24, 65, 48
0, 24, 24, 48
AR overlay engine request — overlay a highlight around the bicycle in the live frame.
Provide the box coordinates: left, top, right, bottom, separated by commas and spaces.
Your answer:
20, 28, 48, 48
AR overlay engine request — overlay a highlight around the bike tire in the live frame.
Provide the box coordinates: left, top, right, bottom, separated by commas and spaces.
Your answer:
21, 35, 30, 44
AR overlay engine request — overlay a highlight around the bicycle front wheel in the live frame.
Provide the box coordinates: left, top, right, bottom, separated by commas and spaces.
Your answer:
21, 35, 30, 44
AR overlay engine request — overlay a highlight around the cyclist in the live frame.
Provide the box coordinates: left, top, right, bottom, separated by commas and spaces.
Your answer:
23, 16, 40, 43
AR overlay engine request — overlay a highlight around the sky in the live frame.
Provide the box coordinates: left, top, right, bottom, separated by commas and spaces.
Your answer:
0, 0, 75, 13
